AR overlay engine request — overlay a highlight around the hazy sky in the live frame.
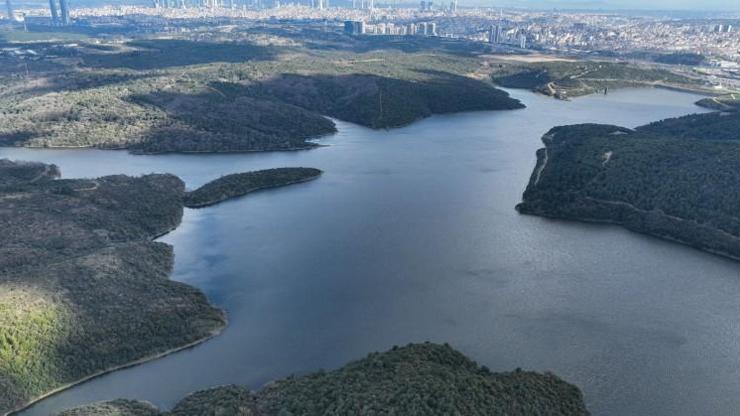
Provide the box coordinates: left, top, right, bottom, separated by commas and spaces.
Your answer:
477, 0, 740, 11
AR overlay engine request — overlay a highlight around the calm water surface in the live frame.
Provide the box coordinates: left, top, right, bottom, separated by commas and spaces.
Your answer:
6, 88, 739, 416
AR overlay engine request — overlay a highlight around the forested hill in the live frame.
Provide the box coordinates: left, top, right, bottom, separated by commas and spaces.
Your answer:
0, 37, 523, 154
0, 162, 323, 416
58, 343, 590, 416
517, 111, 740, 260
0, 160, 226, 416
184, 168, 322, 208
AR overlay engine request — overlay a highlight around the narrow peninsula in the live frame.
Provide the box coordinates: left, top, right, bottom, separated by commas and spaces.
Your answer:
184, 168, 322, 208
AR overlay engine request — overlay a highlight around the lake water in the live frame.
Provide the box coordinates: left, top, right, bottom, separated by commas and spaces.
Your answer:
5, 88, 739, 416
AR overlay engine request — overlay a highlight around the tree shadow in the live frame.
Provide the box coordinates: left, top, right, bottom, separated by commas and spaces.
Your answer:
125, 85, 336, 153
0, 70, 522, 153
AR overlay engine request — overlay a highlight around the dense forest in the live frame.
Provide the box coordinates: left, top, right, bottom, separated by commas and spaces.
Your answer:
0, 34, 524, 153
0, 161, 324, 415
184, 168, 322, 208
58, 343, 590, 416
491, 60, 700, 99
0, 160, 226, 416
517, 111, 740, 260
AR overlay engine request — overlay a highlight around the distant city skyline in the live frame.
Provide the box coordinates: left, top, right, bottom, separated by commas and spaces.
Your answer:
469, 0, 740, 12
10, 0, 740, 12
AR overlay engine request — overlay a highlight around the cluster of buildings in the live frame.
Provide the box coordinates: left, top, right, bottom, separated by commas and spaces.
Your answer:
495, 13, 740, 63
344, 19, 436, 36
486, 23, 526, 48
419, 0, 458, 13
3, 1, 739, 65
3, 0, 69, 24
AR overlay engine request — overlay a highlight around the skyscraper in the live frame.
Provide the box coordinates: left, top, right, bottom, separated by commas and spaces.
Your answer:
49, 0, 59, 25
59, 0, 69, 25
489, 24, 502, 44
5, 0, 13, 21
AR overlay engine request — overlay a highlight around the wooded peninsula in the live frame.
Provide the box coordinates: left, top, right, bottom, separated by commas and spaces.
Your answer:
518, 111, 740, 260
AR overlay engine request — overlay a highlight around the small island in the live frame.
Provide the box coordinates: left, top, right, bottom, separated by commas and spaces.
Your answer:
58, 343, 590, 416
517, 111, 740, 260
184, 168, 323, 208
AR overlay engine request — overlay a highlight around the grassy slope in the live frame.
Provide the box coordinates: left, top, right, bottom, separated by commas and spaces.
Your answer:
517, 112, 740, 259
58, 343, 589, 416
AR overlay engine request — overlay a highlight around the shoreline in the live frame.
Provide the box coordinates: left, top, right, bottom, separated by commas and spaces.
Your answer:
5, 322, 226, 416
514, 82, 715, 101
184, 174, 323, 209
6, 143, 325, 155
4, 168, 328, 416
2, 182, 229, 416
516, 206, 740, 264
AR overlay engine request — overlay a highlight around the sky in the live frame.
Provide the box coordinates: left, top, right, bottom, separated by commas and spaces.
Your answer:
483, 0, 740, 11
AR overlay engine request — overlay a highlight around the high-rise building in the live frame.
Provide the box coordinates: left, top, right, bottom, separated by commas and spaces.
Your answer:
419, 0, 425, 11
449, 0, 456, 12
429, 22, 436, 36
489, 25, 503, 44
49, 0, 59, 24
59, 0, 69, 25
519, 33, 526, 49
344, 20, 366, 35
5, 0, 13, 20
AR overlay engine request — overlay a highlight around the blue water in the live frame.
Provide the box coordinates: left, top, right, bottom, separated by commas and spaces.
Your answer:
5, 88, 736, 416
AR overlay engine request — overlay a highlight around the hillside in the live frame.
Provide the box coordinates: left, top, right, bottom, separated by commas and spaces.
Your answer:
517, 111, 740, 260
0, 162, 322, 416
0, 160, 226, 416
696, 93, 740, 111
0, 36, 523, 154
491, 60, 700, 99
58, 343, 590, 416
